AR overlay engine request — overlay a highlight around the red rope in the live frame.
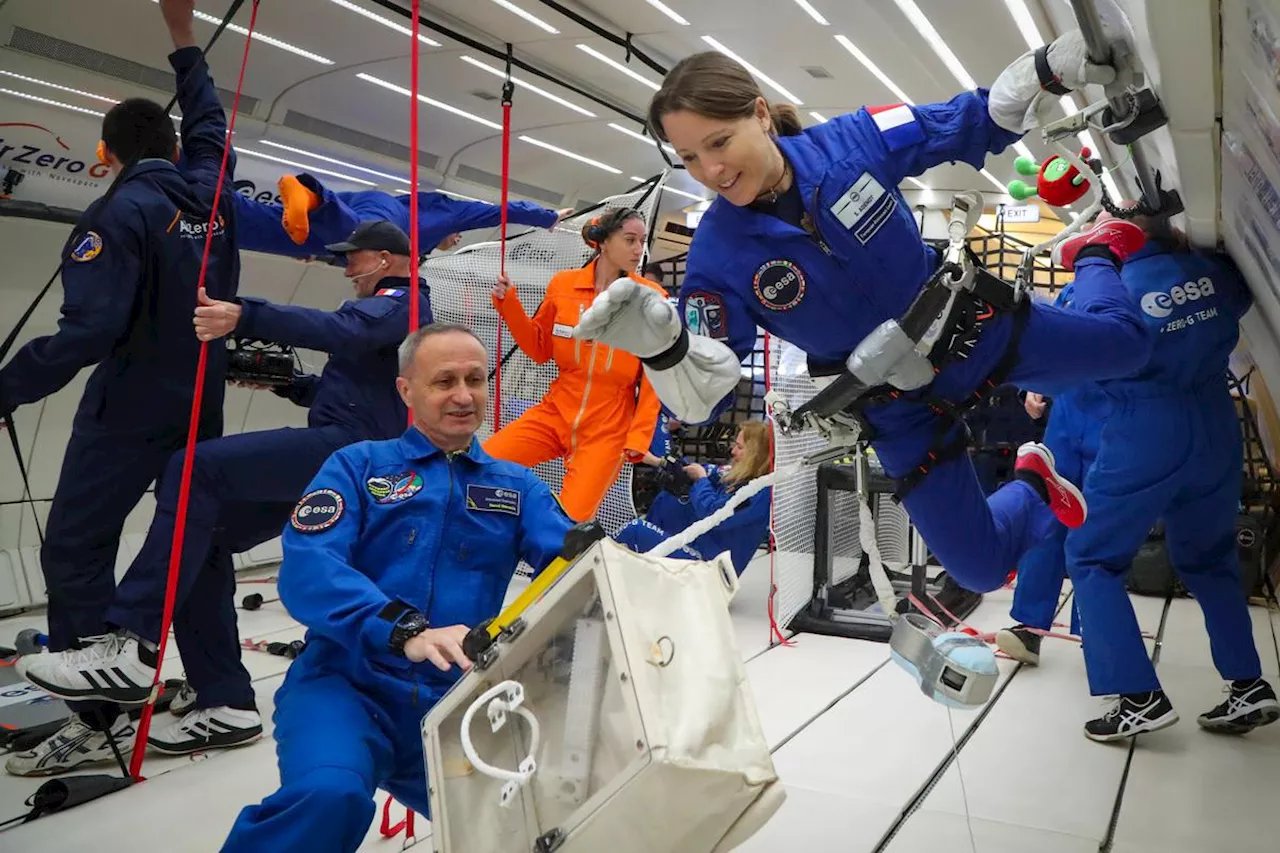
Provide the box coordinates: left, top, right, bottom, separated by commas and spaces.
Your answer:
407, 0, 422, 429
128, 0, 261, 781
494, 94, 512, 432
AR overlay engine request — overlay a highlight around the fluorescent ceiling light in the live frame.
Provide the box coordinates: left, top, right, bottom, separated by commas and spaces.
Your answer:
0, 70, 115, 103
518, 135, 621, 174
239, 148, 377, 185
906, 177, 928, 190
260, 140, 409, 184
1, 87, 105, 117
792, 0, 830, 26
460, 55, 596, 117
576, 44, 661, 91
149, 1, 333, 64
701, 36, 804, 104
487, 0, 559, 34
662, 185, 710, 202
358, 73, 503, 130
980, 168, 1008, 193
1004, 0, 1044, 50
809, 111, 828, 123
645, 0, 689, 25
891, 0, 976, 90
834, 35, 914, 105
1014, 141, 1035, 161
609, 122, 675, 154
324, 0, 442, 47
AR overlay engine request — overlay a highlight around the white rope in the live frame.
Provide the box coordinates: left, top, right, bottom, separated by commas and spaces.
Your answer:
644, 461, 807, 558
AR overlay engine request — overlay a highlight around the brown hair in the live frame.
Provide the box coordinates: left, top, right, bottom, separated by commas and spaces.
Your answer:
1130, 212, 1190, 253
581, 207, 643, 251
721, 421, 773, 485
647, 51, 803, 143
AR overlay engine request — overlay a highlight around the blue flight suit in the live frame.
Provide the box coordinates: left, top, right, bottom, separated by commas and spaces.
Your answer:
231, 176, 560, 260
221, 428, 576, 852
0, 46, 238, 718
103, 280, 430, 711
1065, 243, 1263, 696
678, 91, 1151, 593
616, 464, 772, 576
1011, 285, 1109, 632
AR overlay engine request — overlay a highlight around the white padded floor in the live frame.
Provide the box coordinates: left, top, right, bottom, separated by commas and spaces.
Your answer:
1, 554, 1277, 853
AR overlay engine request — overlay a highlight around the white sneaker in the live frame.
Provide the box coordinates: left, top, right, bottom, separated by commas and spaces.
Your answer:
18, 633, 157, 704
147, 706, 263, 755
4, 713, 136, 777
169, 680, 198, 716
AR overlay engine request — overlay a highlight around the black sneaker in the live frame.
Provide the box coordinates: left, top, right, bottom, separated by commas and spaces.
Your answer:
1197, 678, 1280, 734
995, 625, 1041, 665
1084, 690, 1179, 742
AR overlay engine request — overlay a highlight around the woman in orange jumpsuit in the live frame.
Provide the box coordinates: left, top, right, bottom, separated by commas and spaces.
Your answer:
486, 208, 665, 521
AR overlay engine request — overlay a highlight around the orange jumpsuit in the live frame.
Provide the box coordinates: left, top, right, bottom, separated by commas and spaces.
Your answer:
484, 260, 664, 521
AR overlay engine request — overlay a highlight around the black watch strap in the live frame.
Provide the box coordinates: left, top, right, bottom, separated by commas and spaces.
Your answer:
388, 609, 430, 657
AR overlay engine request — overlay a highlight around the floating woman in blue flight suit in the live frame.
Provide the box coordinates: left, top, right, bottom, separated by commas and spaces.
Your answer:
228, 171, 572, 260
618, 421, 774, 575
572, 31, 1155, 595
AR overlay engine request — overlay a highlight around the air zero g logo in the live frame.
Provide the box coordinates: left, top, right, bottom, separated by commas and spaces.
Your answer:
291, 489, 344, 533
1140, 276, 1216, 318
752, 259, 806, 311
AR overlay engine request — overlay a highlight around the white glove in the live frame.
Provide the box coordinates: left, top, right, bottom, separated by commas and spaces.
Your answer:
573, 277, 680, 358
989, 30, 1118, 132
574, 278, 741, 423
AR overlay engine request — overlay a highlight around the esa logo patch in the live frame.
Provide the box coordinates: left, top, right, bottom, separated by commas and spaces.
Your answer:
466, 485, 521, 515
70, 231, 103, 263
753, 260, 806, 311
684, 292, 727, 339
366, 471, 423, 504
291, 489, 344, 532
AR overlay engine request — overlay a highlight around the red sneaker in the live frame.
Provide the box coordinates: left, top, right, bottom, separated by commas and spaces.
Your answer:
1052, 213, 1146, 270
1015, 442, 1087, 528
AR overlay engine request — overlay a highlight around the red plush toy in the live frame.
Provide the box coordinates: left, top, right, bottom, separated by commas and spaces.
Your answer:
1008, 148, 1099, 207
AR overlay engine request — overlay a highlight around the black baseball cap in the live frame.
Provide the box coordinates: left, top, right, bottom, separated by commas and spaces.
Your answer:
324, 219, 411, 255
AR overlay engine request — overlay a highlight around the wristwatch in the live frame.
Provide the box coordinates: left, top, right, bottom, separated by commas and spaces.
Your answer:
388, 610, 431, 657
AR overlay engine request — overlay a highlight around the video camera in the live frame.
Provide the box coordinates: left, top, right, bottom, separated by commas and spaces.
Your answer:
226, 337, 296, 387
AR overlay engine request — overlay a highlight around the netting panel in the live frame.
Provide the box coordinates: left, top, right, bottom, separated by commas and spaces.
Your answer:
421, 179, 667, 547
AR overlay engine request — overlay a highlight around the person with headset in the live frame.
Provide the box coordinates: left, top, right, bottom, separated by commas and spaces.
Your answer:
14, 220, 430, 764
0, 0, 241, 777
483, 207, 666, 521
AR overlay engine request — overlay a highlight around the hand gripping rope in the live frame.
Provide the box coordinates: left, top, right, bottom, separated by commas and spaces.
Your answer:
128, 0, 263, 782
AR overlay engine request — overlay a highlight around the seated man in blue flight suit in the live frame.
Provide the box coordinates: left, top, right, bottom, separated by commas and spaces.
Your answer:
231, 171, 572, 260
1060, 216, 1280, 741
17, 219, 431, 761
0, 0, 241, 778
220, 323, 576, 852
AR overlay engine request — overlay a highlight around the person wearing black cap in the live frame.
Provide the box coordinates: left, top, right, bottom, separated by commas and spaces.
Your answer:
14, 220, 432, 765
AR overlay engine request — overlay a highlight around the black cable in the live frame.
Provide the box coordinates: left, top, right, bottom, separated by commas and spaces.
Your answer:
529, 0, 669, 76
5, 421, 44, 546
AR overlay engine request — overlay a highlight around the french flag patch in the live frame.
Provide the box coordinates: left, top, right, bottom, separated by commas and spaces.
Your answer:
868, 103, 924, 152
376, 288, 405, 297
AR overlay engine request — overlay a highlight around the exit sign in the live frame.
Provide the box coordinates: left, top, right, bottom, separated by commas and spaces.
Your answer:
1002, 204, 1041, 223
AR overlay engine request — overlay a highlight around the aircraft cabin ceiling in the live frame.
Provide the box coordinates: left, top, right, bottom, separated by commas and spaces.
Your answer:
0, 0, 1144, 218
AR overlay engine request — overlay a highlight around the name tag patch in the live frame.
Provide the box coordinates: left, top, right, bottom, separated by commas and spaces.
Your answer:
367, 471, 423, 504
831, 172, 897, 245
467, 485, 521, 515
291, 489, 344, 533
553, 323, 575, 338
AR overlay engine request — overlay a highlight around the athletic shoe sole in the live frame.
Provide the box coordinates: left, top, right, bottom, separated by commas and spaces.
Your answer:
1084, 708, 1180, 743
23, 670, 152, 705
1197, 702, 1280, 735
995, 629, 1040, 666
147, 727, 264, 756
1017, 443, 1088, 527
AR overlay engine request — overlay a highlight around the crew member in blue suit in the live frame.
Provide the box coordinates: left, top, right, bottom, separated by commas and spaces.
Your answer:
17, 220, 431, 760
220, 323, 576, 852
997, 283, 1109, 665
0, 0, 240, 778
229, 171, 572, 260
1064, 217, 1280, 741
573, 36, 1157, 596
619, 420, 773, 575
